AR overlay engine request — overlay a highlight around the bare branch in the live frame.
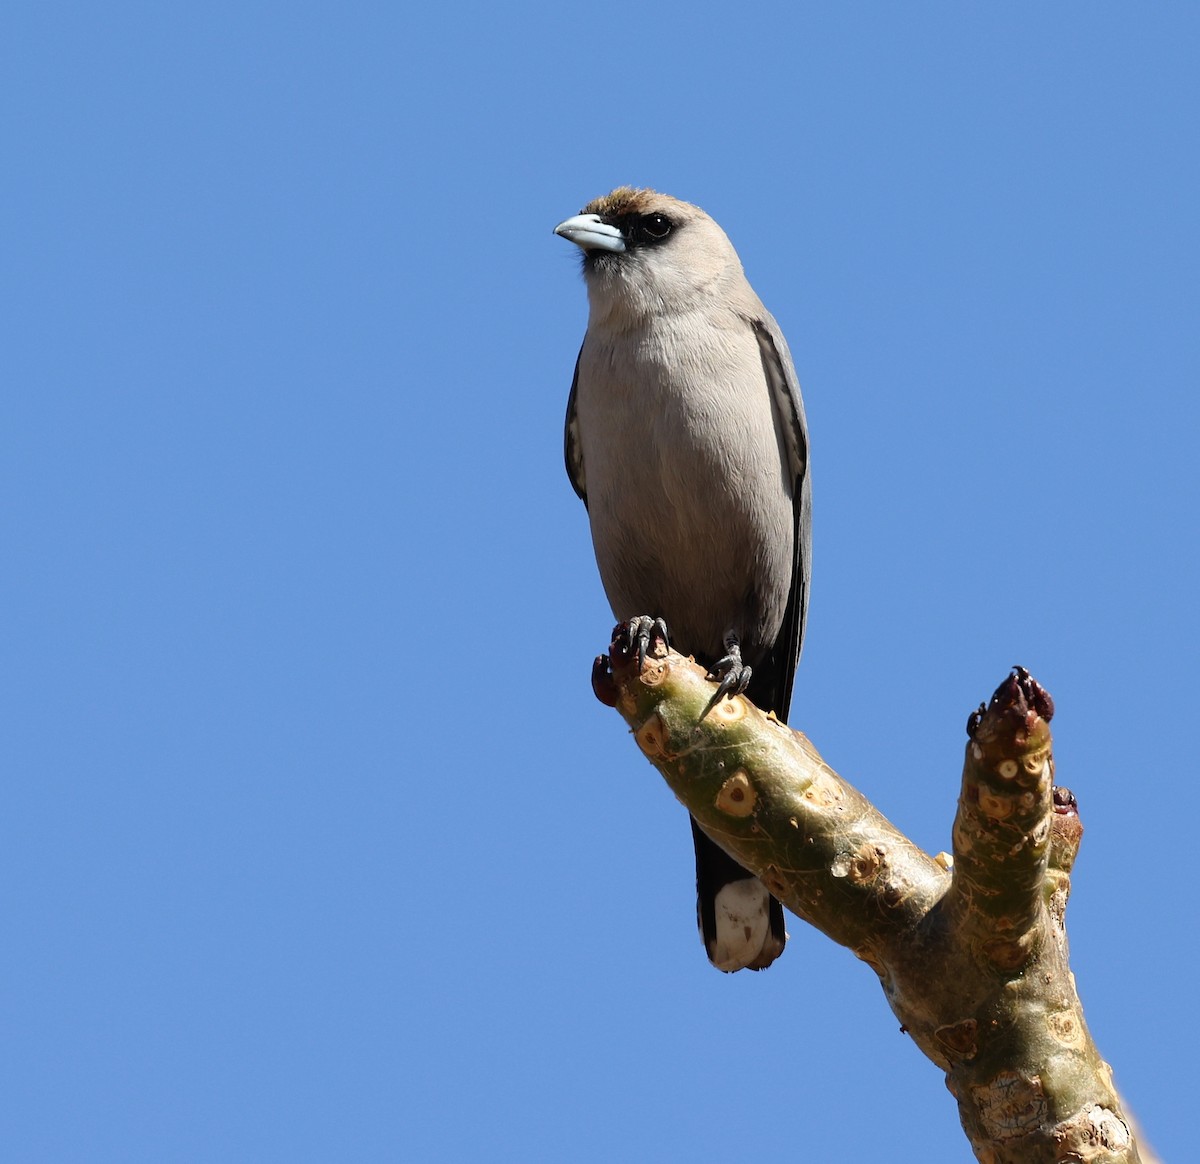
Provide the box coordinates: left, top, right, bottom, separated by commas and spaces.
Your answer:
596, 632, 1144, 1163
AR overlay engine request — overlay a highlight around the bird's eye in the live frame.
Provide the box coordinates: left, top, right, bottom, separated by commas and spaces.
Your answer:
641, 213, 673, 240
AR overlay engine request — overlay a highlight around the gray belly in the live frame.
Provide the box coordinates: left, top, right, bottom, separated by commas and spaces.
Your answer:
577, 333, 794, 665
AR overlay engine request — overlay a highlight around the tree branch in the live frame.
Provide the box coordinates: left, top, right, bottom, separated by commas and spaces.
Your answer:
594, 631, 1146, 1163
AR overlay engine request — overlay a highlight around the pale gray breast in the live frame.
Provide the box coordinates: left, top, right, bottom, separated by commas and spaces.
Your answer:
576, 312, 795, 662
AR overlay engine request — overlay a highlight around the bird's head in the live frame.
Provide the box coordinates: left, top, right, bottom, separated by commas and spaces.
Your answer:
554, 188, 745, 326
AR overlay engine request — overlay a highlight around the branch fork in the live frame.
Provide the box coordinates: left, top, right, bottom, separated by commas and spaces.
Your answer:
594, 631, 1144, 1164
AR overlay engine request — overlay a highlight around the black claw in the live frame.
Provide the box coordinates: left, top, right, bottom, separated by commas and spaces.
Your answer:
702, 638, 752, 719
616, 615, 670, 673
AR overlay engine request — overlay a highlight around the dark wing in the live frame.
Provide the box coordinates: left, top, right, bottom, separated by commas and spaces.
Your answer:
691, 316, 807, 972
751, 316, 811, 725
564, 345, 587, 505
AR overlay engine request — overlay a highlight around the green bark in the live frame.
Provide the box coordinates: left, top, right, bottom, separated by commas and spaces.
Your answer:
597, 637, 1146, 1164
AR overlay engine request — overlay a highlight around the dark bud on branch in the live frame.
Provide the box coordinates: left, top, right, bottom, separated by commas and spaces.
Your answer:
1012, 665, 1055, 723
591, 654, 619, 707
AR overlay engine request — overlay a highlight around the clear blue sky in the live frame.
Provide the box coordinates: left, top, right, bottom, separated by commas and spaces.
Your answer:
5, 4, 1194, 1160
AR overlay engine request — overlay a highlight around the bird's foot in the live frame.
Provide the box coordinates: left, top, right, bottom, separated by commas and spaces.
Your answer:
703, 636, 752, 719
613, 616, 670, 674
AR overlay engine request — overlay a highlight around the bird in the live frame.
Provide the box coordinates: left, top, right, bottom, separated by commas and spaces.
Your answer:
555, 187, 812, 972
